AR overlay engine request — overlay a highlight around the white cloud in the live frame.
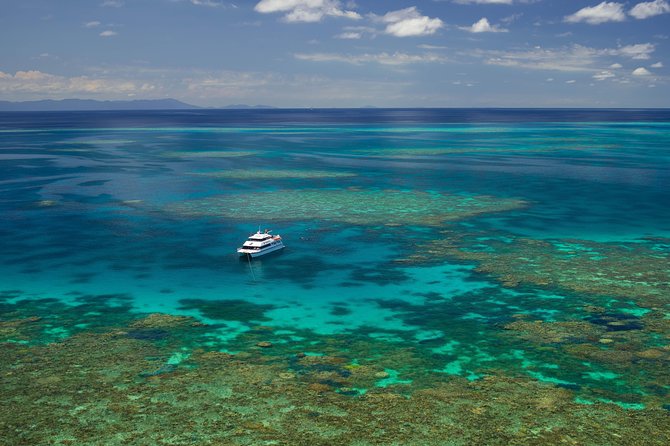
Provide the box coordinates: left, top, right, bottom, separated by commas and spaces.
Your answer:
84, 21, 101, 28
377, 7, 417, 23
378, 7, 444, 37
254, 0, 361, 23
632, 67, 651, 75
0, 66, 421, 107
651, 61, 663, 67
386, 17, 443, 37
335, 25, 377, 39
101, 0, 123, 7
593, 70, 615, 80
481, 43, 656, 72
610, 63, 623, 68
629, 0, 670, 19
565, 2, 626, 24
483, 45, 602, 72
13, 70, 53, 81
462, 17, 508, 33
295, 51, 446, 65
0, 70, 144, 96
99, 30, 117, 37
566, 80, 576, 83
611, 43, 654, 59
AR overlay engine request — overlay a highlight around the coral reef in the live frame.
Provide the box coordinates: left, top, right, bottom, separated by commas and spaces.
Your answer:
503, 320, 605, 344
2, 310, 669, 446
391, 230, 670, 407
129, 313, 200, 329
398, 228, 670, 309
165, 190, 527, 226
178, 299, 276, 323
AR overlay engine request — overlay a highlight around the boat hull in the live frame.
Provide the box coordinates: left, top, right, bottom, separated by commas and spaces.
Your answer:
237, 243, 285, 258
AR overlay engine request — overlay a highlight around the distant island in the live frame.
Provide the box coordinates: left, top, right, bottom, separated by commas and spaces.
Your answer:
0, 99, 277, 111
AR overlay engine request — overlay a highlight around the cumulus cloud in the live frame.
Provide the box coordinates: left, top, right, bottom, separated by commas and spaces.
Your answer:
593, 70, 615, 80
629, 0, 670, 19
632, 67, 652, 75
84, 21, 101, 28
99, 30, 117, 37
610, 63, 623, 68
462, 17, 508, 33
101, 0, 123, 7
565, 2, 626, 24
254, 0, 361, 23
295, 51, 446, 65
377, 7, 444, 37
651, 61, 663, 67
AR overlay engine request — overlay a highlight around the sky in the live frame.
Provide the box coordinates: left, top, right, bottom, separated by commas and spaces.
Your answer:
1, 0, 669, 107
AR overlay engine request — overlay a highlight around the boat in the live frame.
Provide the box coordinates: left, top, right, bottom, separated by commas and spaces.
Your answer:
237, 229, 285, 258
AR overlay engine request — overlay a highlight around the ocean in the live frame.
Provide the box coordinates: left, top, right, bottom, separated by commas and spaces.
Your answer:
1, 109, 669, 445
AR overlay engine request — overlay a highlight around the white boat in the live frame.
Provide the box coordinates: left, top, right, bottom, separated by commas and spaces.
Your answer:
237, 229, 285, 258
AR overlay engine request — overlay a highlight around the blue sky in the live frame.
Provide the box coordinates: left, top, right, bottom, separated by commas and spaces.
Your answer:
1, 0, 668, 107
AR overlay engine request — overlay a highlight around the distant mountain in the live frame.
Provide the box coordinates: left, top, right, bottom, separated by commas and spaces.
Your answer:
0, 98, 200, 111
218, 104, 276, 109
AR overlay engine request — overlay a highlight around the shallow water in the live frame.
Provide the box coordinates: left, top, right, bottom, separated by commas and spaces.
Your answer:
1, 109, 669, 445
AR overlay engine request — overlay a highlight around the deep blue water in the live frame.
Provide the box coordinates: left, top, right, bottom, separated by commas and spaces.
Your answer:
3, 108, 670, 129
1, 109, 669, 408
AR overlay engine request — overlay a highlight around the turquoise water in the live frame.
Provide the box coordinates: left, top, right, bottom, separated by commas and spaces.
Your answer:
1, 109, 670, 443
